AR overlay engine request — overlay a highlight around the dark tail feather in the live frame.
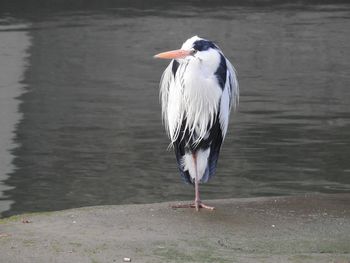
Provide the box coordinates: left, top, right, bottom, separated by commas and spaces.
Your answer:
173, 121, 193, 185
201, 143, 221, 183
174, 146, 192, 184
201, 118, 223, 183
173, 116, 223, 185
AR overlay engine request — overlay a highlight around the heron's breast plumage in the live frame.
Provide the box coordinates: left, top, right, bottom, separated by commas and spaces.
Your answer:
167, 58, 222, 145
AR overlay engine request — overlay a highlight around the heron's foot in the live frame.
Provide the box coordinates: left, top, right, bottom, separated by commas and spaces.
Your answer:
198, 202, 215, 211
171, 203, 194, 209
171, 201, 215, 211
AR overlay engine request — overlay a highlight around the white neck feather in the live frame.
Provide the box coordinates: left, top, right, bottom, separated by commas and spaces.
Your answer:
165, 51, 222, 145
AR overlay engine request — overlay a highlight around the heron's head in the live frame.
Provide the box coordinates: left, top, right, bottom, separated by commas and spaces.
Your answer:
154, 36, 221, 72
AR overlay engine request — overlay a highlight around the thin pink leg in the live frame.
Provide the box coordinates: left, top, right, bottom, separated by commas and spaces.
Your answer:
194, 179, 215, 210
171, 152, 215, 211
193, 152, 199, 211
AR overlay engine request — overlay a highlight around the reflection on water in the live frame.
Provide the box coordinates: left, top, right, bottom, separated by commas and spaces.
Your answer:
0, 21, 30, 214
1, 3, 350, 217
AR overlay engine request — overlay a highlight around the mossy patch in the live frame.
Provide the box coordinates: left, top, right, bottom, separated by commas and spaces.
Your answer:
0, 214, 23, 224
69, 242, 83, 248
0, 211, 54, 224
152, 242, 233, 263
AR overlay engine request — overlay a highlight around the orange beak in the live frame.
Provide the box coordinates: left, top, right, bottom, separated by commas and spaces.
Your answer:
154, 49, 191, 59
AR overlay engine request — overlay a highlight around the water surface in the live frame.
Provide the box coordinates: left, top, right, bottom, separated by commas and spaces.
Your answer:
0, 21, 30, 214
1, 2, 350, 217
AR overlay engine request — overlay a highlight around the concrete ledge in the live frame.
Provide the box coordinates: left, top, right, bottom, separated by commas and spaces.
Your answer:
0, 194, 349, 262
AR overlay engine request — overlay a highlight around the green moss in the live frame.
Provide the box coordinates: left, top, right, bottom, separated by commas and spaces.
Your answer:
69, 242, 83, 248
90, 258, 100, 263
51, 242, 63, 253
152, 242, 233, 263
156, 248, 233, 262
0, 215, 23, 224
288, 254, 314, 263
84, 243, 109, 256
0, 211, 54, 224
22, 239, 36, 246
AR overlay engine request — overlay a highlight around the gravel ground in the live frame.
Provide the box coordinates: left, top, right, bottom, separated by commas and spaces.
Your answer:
0, 194, 349, 263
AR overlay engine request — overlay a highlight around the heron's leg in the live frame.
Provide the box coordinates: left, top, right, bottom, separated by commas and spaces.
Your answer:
171, 202, 215, 210
171, 153, 200, 210
194, 177, 200, 211
193, 152, 215, 210
193, 153, 200, 212
171, 153, 215, 211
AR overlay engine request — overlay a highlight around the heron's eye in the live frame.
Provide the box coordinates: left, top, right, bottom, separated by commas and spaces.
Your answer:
190, 49, 197, 56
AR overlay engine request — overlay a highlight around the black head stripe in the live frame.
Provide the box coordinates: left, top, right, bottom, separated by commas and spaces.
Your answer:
193, 39, 217, 51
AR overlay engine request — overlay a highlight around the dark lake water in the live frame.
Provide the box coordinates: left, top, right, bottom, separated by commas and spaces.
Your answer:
1, 1, 350, 217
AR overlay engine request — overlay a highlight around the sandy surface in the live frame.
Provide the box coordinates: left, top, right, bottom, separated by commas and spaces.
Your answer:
0, 194, 349, 263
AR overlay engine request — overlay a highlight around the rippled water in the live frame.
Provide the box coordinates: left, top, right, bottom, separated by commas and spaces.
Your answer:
1, 2, 350, 217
